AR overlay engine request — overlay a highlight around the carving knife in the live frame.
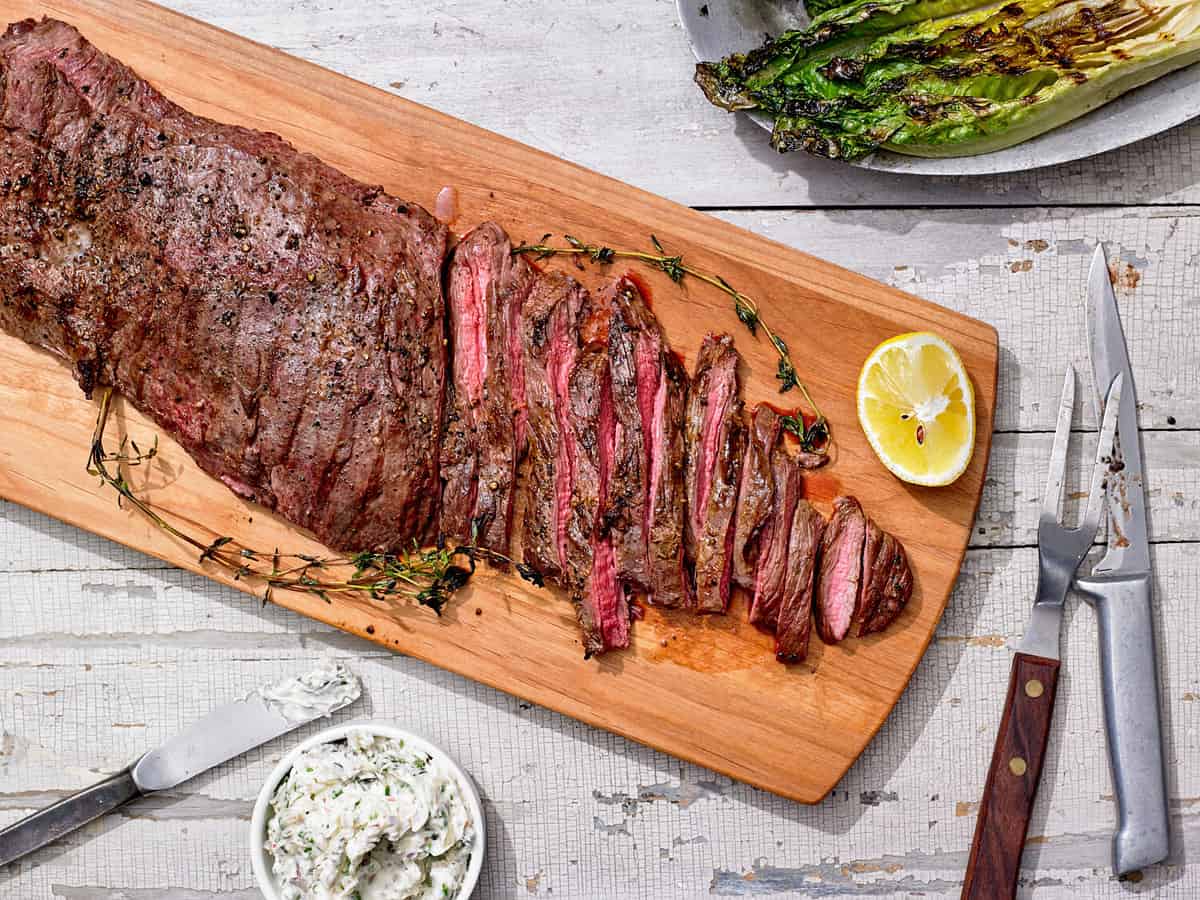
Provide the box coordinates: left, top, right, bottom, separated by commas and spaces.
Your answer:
1074, 244, 1170, 875
0, 663, 361, 867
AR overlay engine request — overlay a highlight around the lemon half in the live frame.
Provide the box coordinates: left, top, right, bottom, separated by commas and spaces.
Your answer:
857, 332, 975, 487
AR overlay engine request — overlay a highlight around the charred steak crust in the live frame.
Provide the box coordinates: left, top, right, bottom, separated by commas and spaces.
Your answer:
440, 222, 535, 555
0, 18, 447, 551
856, 518, 914, 636
605, 276, 691, 608
605, 279, 652, 591
774, 498, 826, 664
564, 344, 629, 656
685, 334, 745, 614
733, 404, 783, 590
645, 349, 692, 608
520, 270, 589, 580
815, 496, 868, 643
747, 452, 800, 632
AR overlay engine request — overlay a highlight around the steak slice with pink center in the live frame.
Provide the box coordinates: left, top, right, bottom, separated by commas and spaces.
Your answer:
605, 278, 654, 592
563, 344, 629, 656
441, 222, 535, 555
684, 334, 746, 614
520, 271, 590, 580
748, 452, 800, 631
814, 496, 868, 643
644, 350, 692, 607
774, 499, 826, 664
733, 404, 783, 590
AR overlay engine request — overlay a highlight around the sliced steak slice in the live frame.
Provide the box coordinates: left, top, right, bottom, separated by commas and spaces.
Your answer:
814, 496, 868, 643
774, 499, 826, 664
685, 334, 746, 614
441, 222, 535, 555
605, 278, 652, 591
855, 518, 914, 636
733, 404, 783, 590
747, 454, 800, 631
0, 18, 447, 552
563, 344, 629, 656
645, 351, 692, 608
520, 271, 589, 581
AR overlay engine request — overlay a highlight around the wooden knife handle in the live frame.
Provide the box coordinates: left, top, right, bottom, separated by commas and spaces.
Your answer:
961, 652, 1061, 899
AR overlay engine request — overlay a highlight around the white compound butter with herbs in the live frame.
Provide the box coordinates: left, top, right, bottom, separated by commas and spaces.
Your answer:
265, 730, 475, 900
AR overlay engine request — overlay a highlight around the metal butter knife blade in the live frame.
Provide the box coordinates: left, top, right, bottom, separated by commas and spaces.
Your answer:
0, 664, 360, 867
1075, 244, 1170, 875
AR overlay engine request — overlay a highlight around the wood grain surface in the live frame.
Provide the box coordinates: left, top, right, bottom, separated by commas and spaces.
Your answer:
0, 0, 997, 803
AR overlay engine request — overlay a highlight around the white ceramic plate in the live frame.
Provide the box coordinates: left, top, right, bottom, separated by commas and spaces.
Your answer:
677, 0, 1200, 175
250, 722, 486, 900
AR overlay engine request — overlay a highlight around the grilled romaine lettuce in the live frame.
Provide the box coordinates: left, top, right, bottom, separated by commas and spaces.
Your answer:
695, 0, 1200, 159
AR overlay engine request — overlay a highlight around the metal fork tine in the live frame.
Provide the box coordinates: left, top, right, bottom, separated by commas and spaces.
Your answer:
1081, 373, 1124, 541
1042, 366, 1076, 523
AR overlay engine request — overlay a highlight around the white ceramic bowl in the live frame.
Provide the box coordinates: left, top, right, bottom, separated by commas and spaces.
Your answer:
250, 721, 486, 900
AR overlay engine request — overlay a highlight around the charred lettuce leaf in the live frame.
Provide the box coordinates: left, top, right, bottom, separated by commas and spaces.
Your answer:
695, 0, 1200, 160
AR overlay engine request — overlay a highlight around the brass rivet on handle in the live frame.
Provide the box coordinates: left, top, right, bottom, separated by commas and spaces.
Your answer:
1025, 679, 1045, 698
1009, 757, 1028, 776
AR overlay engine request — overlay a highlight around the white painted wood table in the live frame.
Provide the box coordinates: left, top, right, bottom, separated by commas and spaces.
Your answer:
1, 1, 1198, 897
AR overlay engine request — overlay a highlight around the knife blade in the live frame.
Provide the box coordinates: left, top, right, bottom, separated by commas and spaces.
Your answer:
131, 693, 320, 792
1084, 243, 1151, 576
1075, 244, 1170, 876
0, 661, 360, 867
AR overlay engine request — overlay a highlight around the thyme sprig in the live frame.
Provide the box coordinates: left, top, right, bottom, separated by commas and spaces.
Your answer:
87, 388, 539, 613
513, 233, 829, 453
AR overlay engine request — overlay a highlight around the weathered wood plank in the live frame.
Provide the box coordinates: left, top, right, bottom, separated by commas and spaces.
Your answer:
145, 0, 1200, 209
1, 546, 1196, 898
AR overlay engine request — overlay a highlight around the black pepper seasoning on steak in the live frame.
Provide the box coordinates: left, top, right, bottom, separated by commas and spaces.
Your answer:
520, 270, 590, 581
732, 404, 783, 590
855, 517, 914, 636
605, 279, 652, 591
603, 276, 692, 607
563, 343, 629, 656
684, 333, 746, 614
774, 498, 826, 664
440, 222, 535, 556
644, 348, 692, 608
0, 18, 447, 551
747, 452, 801, 632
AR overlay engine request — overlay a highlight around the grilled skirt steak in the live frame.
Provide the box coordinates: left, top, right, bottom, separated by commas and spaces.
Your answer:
441, 222, 535, 554
0, 18, 447, 551
605, 278, 653, 591
747, 452, 800, 631
520, 270, 590, 580
605, 276, 691, 607
563, 344, 629, 656
732, 404, 782, 590
815, 496, 867, 643
855, 517, 914, 636
684, 333, 745, 614
774, 499, 826, 664
644, 349, 692, 608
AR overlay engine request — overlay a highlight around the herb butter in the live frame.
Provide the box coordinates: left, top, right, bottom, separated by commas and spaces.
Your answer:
266, 730, 474, 900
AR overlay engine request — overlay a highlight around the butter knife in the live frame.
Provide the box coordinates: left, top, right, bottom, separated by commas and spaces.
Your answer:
0, 662, 360, 867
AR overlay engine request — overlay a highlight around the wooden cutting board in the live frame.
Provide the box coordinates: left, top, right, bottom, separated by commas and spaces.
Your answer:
0, 0, 997, 803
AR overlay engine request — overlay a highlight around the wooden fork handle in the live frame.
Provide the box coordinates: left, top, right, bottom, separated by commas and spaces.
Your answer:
961, 652, 1061, 899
